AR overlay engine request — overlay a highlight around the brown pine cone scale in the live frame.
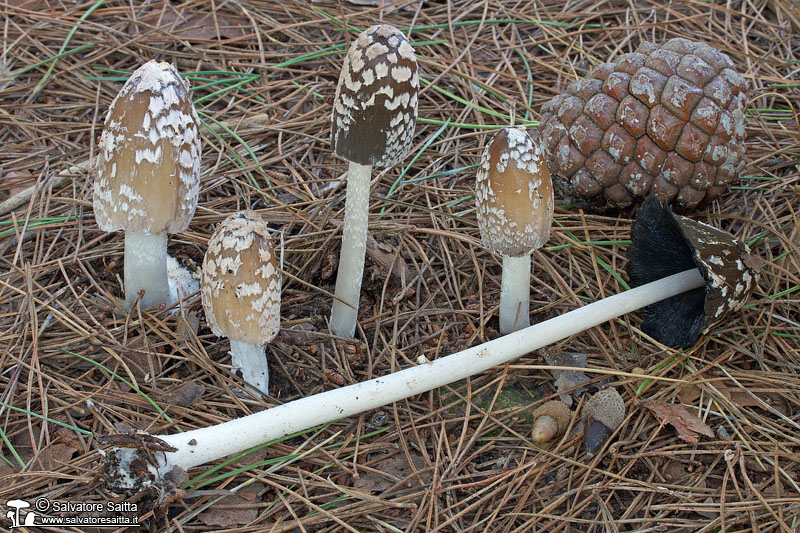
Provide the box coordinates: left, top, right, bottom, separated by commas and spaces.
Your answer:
540, 39, 747, 210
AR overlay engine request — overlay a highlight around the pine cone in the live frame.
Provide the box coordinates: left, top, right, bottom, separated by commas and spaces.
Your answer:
540, 38, 747, 210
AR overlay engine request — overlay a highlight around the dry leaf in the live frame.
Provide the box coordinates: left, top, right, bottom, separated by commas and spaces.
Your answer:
353, 452, 430, 493
127, 11, 248, 41
198, 482, 263, 527
0, 461, 16, 478
2, 170, 34, 197
644, 401, 714, 444
123, 335, 162, 382
176, 310, 200, 346
31, 443, 77, 471
165, 382, 205, 407
542, 351, 589, 407
366, 235, 411, 286
677, 384, 702, 404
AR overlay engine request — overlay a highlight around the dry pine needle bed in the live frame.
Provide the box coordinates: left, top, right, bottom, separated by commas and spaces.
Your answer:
1, 0, 799, 531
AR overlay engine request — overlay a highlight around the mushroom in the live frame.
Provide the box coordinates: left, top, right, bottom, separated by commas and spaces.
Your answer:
329, 24, 419, 337
627, 195, 758, 348
102, 264, 707, 498
531, 400, 571, 444
201, 211, 281, 395
104, 210, 758, 497
93, 60, 201, 308
476, 126, 554, 333
582, 387, 626, 456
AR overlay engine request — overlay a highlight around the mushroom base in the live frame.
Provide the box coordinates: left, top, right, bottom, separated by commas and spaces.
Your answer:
499, 253, 532, 334
124, 231, 170, 308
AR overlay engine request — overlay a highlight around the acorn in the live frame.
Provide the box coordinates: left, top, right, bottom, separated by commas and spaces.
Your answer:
540, 38, 747, 210
582, 388, 626, 456
531, 400, 571, 444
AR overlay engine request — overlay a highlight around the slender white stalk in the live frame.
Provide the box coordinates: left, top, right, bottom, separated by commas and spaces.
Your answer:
230, 339, 269, 395
124, 231, 169, 308
499, 253, 531, 334
150, 269, 704, 472
330, 161, 372, 337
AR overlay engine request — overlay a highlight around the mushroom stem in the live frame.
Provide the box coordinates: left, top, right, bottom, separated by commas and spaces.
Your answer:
229, 339, 269, 395
330, 161, 371, 337
499, 253, 531, 333
124, 231, 169, 308
105, 268, 704, 484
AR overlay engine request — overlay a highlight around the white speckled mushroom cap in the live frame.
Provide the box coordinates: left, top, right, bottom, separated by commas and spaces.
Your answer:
201, 211, 281, 346
627, 196, 757, 348
93, 60, 201, 235
476, 127, 554, 257
331, 24, 418, 168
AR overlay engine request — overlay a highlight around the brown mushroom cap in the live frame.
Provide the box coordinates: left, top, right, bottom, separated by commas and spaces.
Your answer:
476, 127, 554, 257
531, 400, 571, 443
627, 195, 757, 348
93, 60, 201, 235
331, 24, 418, 168
201, 211, 281, 346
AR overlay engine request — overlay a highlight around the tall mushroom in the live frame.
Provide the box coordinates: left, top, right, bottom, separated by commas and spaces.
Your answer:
329, 24, 418, 337
93, 60, 201, 308
201, 211, 281, 395
476, 126, 554, 334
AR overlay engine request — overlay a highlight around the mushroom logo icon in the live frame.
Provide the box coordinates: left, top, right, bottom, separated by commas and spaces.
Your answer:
5, 499, 37, 528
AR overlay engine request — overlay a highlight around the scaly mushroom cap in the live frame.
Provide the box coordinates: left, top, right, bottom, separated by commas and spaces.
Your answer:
476, 127, 554, 257
627, 195, 757, 348
331, 24, 418, 168
531, 400, 571, 443
582, 388, 626, 455
201, 212, 280, 346
93, 60, 201, 234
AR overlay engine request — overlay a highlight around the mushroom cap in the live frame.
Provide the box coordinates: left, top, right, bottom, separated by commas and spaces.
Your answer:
331, 24, 419, 168
93, 60, 201, 235
531, 400, 571, 443
582, 388, 626, 455
627, 195, 757, 348
476, 127, 554, 257
201, 211, 281, 346
582, 388, 626, 432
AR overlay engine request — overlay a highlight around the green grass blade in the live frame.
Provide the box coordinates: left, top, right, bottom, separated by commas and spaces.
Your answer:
0, 400, 92, 436
382, 119, 451, 211
60, 349, 175, 427
34, 0, 107, 93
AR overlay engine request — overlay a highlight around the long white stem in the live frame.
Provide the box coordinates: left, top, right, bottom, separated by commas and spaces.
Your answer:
499, 253, 531, 334
153, 269, 704, 471
229, 339, 269, 395
124, 231, 169, 308
330, 161, 372, 337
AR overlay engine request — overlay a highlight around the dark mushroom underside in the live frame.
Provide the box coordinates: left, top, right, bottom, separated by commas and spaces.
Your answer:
627, 195, 756, 348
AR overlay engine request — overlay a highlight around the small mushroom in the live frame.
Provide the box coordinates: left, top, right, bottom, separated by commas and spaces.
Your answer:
627, 195, 758, 348
476, 126, 554, 333
201, 212, 281, 395
329, 24, 419, 337
531, 400, 571, 444
93, 60, 201, 308
582, 388, 626, 456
